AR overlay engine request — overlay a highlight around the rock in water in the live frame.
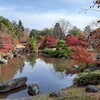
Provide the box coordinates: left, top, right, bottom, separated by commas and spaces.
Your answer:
85, 85, 100, 92
28, 84, 39, 96
0, 77, 27, 93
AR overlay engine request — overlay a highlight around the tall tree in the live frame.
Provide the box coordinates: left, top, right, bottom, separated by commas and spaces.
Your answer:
84, 25, 92, 36
40, 28, 53, 36
68, 26, 81, 36
24, 28, 30, 37
0, 16, 16, 36
30, 29, 40, 39
58, 19, 72, 35
52, 23, 63, 40
15, 20, 24, 40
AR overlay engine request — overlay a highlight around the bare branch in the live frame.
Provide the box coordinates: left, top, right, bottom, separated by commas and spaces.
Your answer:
83, 8, 100, 12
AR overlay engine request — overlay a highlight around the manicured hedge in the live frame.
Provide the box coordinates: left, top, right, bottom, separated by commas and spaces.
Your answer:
74, 70, 100, 86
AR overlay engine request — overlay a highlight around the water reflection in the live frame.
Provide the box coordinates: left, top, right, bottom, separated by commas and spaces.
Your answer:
0, 54, 77, 99
27, 54, 76, 80
0, 84, 27, 99
0, 57, 24, 82
38, 54, 75, 72
26, 54, 38, 68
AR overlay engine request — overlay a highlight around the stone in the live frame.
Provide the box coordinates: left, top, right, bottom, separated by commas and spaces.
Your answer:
13, 51, 19, 57
0, 56, 8, 64
85, 85, 100, 92
49, 91, 67, 97
0, 59, 8, 64
28, 84, 39, 96
72, 65, 79, 69
96, 55, 100, 60
0, 77, 27, 93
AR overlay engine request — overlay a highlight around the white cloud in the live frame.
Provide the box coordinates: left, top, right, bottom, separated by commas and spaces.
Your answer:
0, 7, 98, 30
63, 0, 87, 4
12, 11, 97, 30
0, 6, 16, 11
22, 6, 33, 9
0, 6, 8, 11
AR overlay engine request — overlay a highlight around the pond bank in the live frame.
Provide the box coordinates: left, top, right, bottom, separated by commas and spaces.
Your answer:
17, 85, 100, 100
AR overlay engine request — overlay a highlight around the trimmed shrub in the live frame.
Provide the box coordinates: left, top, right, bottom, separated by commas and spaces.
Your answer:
54, 40, 71, 58
42, 40, 71, 58
29, 37, 38, 53
74, 70, 100, 86
83, 69, 91, 73
42, 48, 54, 56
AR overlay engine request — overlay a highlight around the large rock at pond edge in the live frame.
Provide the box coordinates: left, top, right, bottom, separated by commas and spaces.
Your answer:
85, 85, 100, 92
49, 91, 67, 97
28, 84, 39, 96
0, 77, 27, 93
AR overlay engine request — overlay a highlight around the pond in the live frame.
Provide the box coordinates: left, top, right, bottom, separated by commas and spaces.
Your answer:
0, 54, 78, 99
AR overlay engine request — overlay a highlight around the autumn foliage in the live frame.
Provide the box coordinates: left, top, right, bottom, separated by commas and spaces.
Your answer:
66, 35, 90, 48
95, 0, 100, 4
66, 35, 82, 46
70, 46, 95, 65
40, 35, 45, 43
0, 32, 19, 52
88, 28, 100, 50
40, 35, 57, 48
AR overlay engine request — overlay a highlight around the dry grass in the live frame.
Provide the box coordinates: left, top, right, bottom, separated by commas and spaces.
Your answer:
62, 85, 100, 100
22, 85, 100, 100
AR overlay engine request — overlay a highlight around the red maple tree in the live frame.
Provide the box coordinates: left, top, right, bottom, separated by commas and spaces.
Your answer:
66, 35, 90, 48
70, 46, 95, 66
40, 35, 57, 48
66, 35, 82, 46
40, 35, 45, 43
0, 32, 19, 52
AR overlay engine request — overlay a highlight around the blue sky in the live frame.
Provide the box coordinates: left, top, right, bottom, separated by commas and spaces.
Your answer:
0, 0, 99, 30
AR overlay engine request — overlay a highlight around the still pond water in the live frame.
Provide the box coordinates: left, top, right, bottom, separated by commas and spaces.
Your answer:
0, 54, 77, 99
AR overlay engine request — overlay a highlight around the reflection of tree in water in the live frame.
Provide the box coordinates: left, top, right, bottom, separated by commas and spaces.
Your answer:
0, 57, 24, 82
48, 64, 66, 80
48, 64, 77, 80
16, 58, 24, 74
26, 54, 38, 68
39, 54, 74, 71
39, 54, 75, 79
